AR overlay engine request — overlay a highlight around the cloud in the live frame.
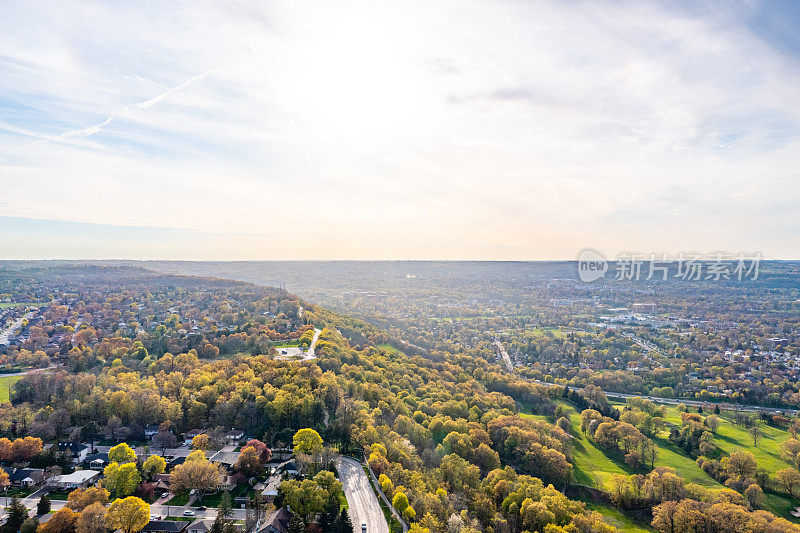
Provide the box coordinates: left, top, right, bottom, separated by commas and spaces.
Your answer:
0, 0, 799, 259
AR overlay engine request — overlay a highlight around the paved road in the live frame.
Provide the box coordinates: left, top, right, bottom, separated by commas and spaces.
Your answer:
306, 328, 321, 357
0, 311, 34, 345
337, 457, 388, 533
494, 340, 513, 371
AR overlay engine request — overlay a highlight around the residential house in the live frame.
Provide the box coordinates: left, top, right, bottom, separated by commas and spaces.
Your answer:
142, 521, 189, 533
225, 430, 244, 446
209, 451, 238, 472
259, 508, 290, 533
187, 520, 211, 533
183, 429, 206, 446
56, 442, 90, 464
48, 470, 101, 490
278, 460, 298, 476
7, 468, 45, 488
153, 473, 171, 493
84, 453, 109, 470
260, 475, 281, 502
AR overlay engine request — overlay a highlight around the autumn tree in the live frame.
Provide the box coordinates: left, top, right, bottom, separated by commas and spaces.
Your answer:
292, 428, 323, 455
244, 439, 272, 463
775, 467, 800, 496
142, 455, 166, 480
77, 502, 107, 533
106, 497, 150, 533
280, 478, 328, 525
192, 434, 211, 451
104, 462, 141, 497
67, 487, 110, 511
40, 507, 78, 533
170, 452, 220, 495
109, 443, 137, 464
235, 446, 263, 477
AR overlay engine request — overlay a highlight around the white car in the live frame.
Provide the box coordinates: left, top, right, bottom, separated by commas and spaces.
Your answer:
150, 515, 162, 521
183, 511, 195, 516
361, 524, 367, 533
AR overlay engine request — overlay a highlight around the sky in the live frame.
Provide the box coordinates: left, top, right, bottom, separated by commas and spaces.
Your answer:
1, 0, 799, 260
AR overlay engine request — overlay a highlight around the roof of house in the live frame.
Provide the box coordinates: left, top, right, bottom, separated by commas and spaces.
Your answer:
187, 520, 211, 533
142, 521, 189, 533
9, 468, 44, 482
259, 508, 290, 533
52, 470, 100, 483
57, 442, 89, 454
85, 453, 109, 463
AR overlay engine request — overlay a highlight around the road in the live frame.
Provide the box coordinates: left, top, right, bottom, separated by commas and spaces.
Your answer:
494, 340, 513, 371
337, 457, 388, 533
537, 381, 800, 416
10, 491, 246, 523
0, 311, 34, 345
307, 328, 321, 357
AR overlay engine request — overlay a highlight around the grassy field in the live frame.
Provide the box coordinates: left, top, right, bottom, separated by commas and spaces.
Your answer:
583, 500, 654, 532
580, 399, 800, 519
0, 302, 45, 308
0, 374, 21, 402
521, 398, 800, 523
271, 340, 301, 348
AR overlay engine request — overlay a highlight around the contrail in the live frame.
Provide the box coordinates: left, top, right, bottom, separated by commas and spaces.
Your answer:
28, 70, 216, 146
248, 38, 313, 171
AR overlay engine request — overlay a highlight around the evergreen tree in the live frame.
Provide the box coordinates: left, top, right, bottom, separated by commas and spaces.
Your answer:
333, 510, 353, 533
20, 517, 39, 533
287, 513, 305, 533
210, 514, 225, 533
4, 497, 29, 533
218, 491, 233, 519
37, 495, 51, 515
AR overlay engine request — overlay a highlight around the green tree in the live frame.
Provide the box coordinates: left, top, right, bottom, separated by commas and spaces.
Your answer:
20, 517, 39, 533
280, 479, 327, 525
218, 491, 232, 519
38, 495, 51, 515
4, 496, 28, 533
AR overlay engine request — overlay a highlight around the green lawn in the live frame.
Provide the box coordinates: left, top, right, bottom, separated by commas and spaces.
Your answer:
583, 500, 654, 532
0, 375, 21, 402
377, 344, 403, 356
195, 485, 250, 507
611, 401, 800, 520
520, 403, 631, 488
166, 492, 190, 506
271, 340, 301, 348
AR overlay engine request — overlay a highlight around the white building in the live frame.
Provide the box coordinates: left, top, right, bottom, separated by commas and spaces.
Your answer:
48, 470, 101, 490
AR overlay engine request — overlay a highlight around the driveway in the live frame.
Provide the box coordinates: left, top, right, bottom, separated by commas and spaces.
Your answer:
336, 457, 388, 533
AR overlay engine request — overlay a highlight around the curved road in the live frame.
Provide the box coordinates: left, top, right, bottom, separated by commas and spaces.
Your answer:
337, 457, 388, 533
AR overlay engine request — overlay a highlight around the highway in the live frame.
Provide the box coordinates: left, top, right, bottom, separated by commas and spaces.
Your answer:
337, 456, 388, 533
